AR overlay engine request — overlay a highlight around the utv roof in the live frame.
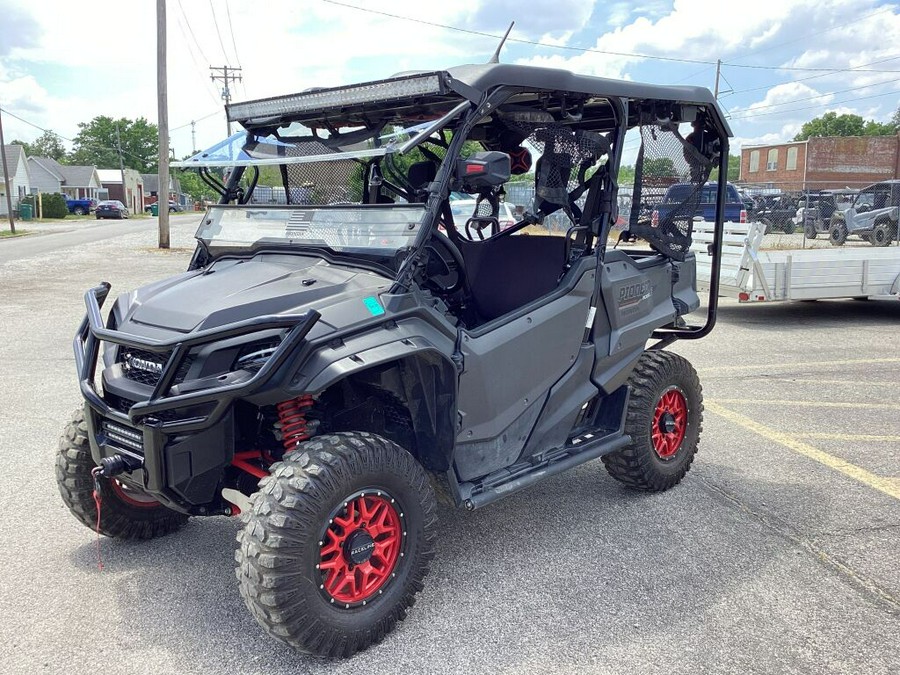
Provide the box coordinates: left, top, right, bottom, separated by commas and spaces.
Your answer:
225, 62, 732, 136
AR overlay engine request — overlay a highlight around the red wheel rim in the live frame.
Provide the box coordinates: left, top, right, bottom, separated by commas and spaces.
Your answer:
109, 478, 161, 508
652, 387, 688, 459
319, 492, 404, 606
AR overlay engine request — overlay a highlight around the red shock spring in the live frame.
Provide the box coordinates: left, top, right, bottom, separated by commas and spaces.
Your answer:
276, 394, 315, 452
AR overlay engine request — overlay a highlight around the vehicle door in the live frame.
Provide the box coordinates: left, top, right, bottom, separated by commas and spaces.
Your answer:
848, 187, 877, 232
452, 235, 597, 482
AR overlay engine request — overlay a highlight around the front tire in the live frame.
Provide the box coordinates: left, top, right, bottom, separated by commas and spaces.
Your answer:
73, 207, 85, 216
872, 222, 895, 247
55, 409, 188, 539
236, 432, 437, 658
804, 222, 817, 239
602, 351, 703, 491
829, 221, 847, 246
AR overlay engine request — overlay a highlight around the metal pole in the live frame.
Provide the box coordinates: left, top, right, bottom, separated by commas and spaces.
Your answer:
0, 103, 16, 233
157, 0, 170, 249
714, 59, 721, 99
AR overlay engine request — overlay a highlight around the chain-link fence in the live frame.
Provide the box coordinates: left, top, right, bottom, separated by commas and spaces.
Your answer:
737, 179, 900, 249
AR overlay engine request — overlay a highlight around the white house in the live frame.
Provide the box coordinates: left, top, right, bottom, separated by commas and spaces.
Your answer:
0, 144, 31, 216
27, 156, 102, 200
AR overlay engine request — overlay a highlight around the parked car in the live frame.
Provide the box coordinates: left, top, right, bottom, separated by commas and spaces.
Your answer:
95, 200, 130, 220
449, 199, 517, 239
145, 200, 183, 213
652, 182, 746, 226
65, 196, 97, 216
829, 181, 900, 246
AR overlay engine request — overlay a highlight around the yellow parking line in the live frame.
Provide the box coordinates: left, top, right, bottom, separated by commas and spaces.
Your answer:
742, 378, 899, 386
700, 358, 900, 374
706, 401, 900, 501
713, 399, 900, 411
790, 433, 900, 442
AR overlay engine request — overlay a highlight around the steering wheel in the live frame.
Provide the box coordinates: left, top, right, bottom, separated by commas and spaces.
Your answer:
421, 233, 466, 295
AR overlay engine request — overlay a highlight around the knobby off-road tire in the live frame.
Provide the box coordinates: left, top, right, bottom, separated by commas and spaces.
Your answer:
602, 351, 703, 491
55, 409, 188, 539
872, 222, 896, 247
804, 222, 818, 239
829, 222, 848, 246
236, 432, 437, 658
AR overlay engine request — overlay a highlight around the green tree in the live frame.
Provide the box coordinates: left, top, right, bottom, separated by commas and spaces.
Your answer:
643, 157, 677, 178
18, 130, 68, 161
793, 111, 898, 141
70, 116, 159, 172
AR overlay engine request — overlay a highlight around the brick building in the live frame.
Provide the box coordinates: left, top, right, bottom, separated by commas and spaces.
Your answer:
739, 134, 900, 190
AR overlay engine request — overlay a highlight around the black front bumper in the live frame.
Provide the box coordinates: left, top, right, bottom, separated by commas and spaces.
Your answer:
74, 282, 319, 512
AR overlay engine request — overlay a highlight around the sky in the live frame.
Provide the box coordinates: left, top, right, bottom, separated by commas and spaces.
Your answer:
2, 0, 900, 166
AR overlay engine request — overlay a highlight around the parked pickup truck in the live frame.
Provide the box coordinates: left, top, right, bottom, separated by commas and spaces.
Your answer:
65, 196, 97, 216
652, 182, 746, 227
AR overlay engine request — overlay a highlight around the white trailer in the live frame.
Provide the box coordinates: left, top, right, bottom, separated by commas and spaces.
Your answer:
692, 221, 900, 302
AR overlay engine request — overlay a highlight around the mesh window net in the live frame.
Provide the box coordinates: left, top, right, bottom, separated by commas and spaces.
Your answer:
627, 122, 718, 261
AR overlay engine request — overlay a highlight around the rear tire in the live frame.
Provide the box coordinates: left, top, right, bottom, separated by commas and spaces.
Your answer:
602, 351, 703, 491
804, 223, 817, 239
781, 221, 796, 234
760, 217, 773, 235
55, 409, 188, 539
236, 432, 437, 658
73, 207, 85, 216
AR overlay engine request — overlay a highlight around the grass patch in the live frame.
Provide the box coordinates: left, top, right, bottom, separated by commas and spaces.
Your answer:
0, 229, 31, 238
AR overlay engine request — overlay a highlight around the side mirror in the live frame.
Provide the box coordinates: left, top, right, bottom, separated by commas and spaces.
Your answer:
457, 151, 511, 190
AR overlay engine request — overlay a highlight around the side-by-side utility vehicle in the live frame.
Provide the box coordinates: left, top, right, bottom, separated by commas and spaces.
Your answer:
56, 62, 731, 657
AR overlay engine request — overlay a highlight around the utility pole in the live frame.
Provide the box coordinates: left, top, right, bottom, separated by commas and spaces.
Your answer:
157, 0, 170, 249
115, 122, 128, 212
714, 59, 722, 99
210, 65, 242, 136
0, 102, 15, 234
191, 120, 197, 154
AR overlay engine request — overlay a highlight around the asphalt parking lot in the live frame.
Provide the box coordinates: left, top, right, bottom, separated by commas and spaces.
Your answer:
0, 216, 897, 674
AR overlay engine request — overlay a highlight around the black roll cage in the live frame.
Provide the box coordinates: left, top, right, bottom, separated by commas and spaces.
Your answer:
211, 80, 728, 345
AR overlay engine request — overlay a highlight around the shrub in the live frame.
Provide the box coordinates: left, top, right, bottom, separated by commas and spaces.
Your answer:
41, 192, 68, 219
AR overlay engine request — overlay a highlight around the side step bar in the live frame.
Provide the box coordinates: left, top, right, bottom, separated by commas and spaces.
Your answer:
453, 431, 631, 510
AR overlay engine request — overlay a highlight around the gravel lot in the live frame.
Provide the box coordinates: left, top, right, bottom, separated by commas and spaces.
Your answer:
0, 216, 897, 674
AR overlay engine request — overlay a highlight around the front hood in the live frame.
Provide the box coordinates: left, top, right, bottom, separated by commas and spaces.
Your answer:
122, 254, 389, 333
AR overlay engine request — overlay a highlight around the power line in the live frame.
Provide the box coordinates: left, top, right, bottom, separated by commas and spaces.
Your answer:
171, 110, 221, 132
224, 0, 242, 67
320, 0, 900, 73
731, 75, 900, 115
725, 54, 900, 96
209, 0, 233, 64
730, 88, 900, 120
176, 0, 212, 65
174, 9, 225, 107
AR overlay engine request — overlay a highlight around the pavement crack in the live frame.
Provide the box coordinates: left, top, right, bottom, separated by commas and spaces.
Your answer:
814, 523, 900, 538
697, 474, 900, 616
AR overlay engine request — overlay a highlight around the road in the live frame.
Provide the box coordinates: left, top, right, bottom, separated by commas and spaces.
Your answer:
0, 223, 897, 675
0, 213, 201, 264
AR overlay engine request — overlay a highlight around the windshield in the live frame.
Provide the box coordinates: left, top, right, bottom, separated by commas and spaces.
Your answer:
196, 204, 426, 259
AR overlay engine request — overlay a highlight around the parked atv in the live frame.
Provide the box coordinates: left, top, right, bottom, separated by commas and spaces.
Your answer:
829, 180, 900, 246
57, 62, 730, 657
751, 195, 797, 234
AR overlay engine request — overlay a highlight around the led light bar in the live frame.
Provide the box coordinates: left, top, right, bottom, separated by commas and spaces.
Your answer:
227, 72, 447, 123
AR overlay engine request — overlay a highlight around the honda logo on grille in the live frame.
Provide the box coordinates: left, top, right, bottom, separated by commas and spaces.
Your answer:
128, 355, 163, 374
